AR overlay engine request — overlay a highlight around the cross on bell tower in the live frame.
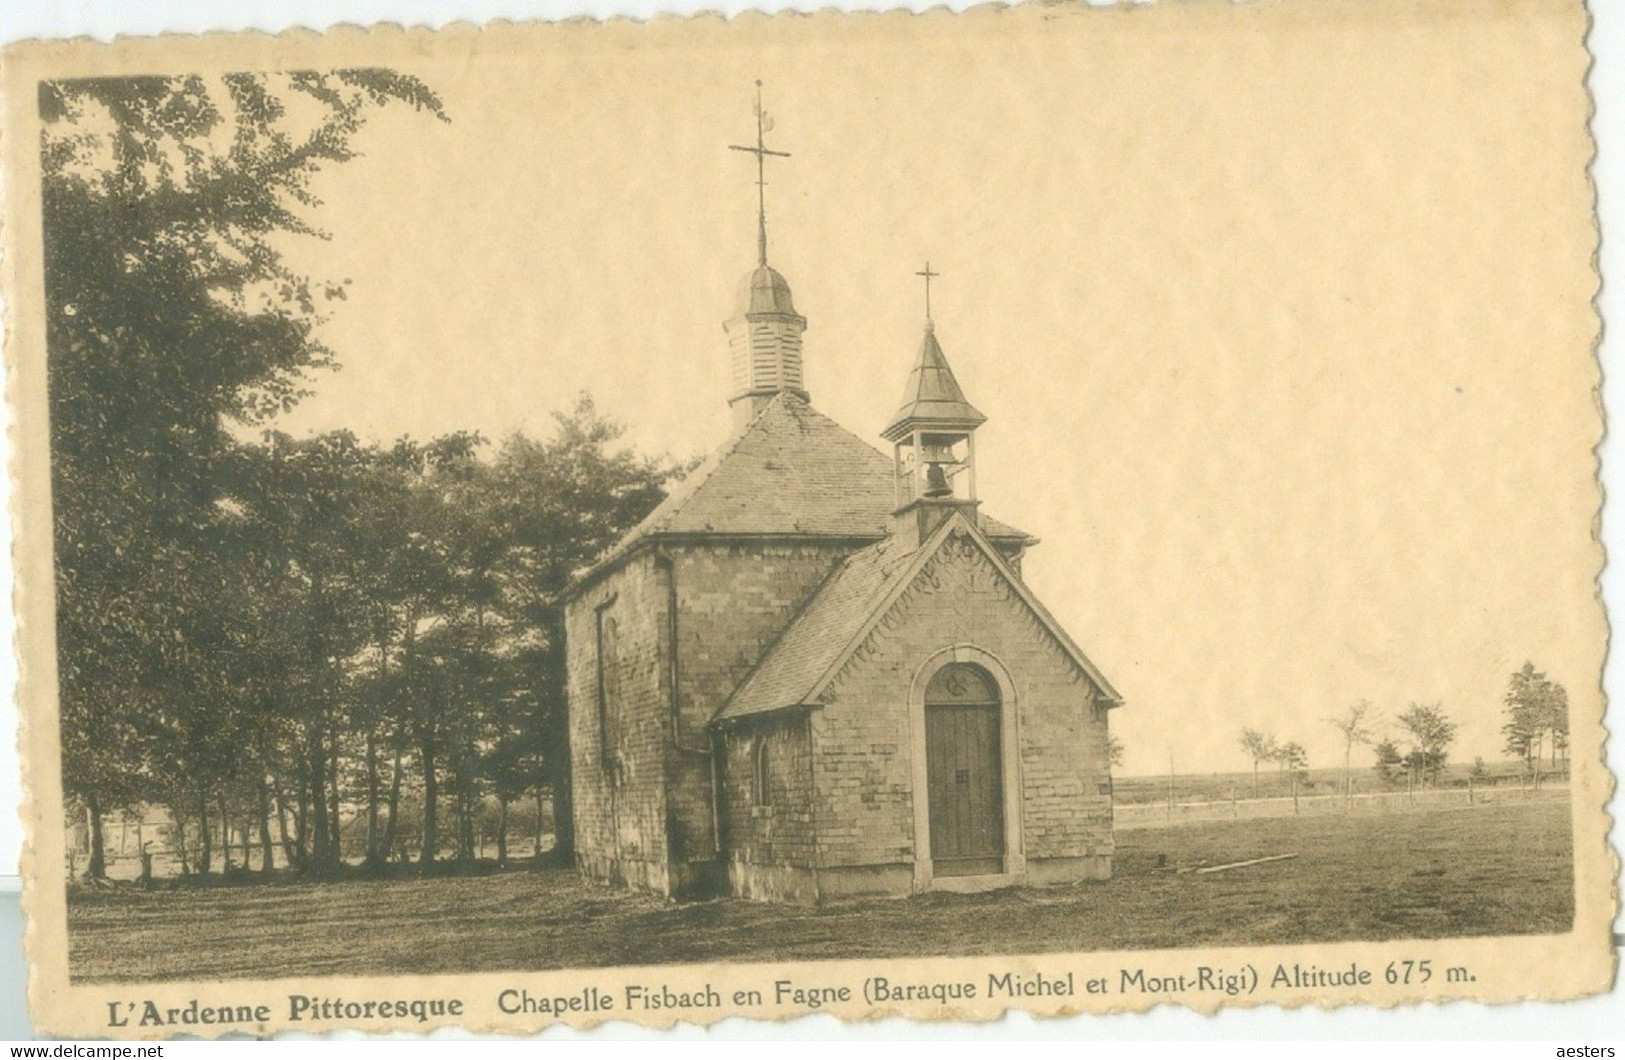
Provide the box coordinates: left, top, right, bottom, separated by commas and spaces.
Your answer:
723, 83, 810, 427
916, 262, 939, 322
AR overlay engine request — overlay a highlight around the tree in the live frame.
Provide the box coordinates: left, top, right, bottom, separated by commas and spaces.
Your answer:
1326, 700, 1376, 801
1549, 684, 1570, 768
44, 72, 446, 877
1105, 734, 1125, 770
1372, 738, 1405, 786
41, 73, 690, 886
1395, 702, 1457, 787
231, 431, 401, 874
339, 439, 435, 870
353, 432, 485, 876
478, 399, 684, 862
1502, 662, 1546, 769
1238, 728, 1277, 798
1502, 662, 1570, 774
1273, 741, 1308, 775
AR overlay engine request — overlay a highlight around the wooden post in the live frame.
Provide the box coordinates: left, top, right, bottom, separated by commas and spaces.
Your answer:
1468, 775, 1475, 805
967, 431, 978, 501
1231, 787, 1238, 819
1166, 754, 1175, 822
534, 794, 545, 858
1291, 770, 1299, 814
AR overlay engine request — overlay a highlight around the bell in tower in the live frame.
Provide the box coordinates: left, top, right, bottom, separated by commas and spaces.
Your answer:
922, 452, 953, 498
882, 265, 987, 549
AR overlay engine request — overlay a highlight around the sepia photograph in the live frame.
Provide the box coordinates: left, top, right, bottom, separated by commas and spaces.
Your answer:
0, 0, 1614, 1037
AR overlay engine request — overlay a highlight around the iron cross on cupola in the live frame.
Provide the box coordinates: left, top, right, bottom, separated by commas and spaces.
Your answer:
728, 81, 791, 267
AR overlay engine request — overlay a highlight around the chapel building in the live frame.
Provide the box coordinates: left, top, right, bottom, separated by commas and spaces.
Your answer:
562, 108, 1122, 903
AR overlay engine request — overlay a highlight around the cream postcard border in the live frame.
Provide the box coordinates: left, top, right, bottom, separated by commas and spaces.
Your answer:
0, 1, 1615, 1038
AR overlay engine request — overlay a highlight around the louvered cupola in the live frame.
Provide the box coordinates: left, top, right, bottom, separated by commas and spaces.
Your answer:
725, 265, 808, 426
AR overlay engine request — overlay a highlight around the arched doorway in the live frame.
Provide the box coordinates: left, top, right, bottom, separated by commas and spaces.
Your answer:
923, 663, 1004, 877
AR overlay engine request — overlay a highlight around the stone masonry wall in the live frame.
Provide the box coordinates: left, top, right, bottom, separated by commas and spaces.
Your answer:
671, 543, 851, 739
811, 529, 1113, 870
718, 712, 818, 893
566, 554, 672, 893
664, 542, 849, 864
569, 541, 853, 891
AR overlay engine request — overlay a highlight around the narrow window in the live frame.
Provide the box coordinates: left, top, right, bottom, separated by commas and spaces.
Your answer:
752, 735, 771, 806
594, 595, 617, 768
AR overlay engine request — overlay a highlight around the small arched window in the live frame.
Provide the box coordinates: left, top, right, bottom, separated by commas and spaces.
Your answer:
752, 735, 771, 806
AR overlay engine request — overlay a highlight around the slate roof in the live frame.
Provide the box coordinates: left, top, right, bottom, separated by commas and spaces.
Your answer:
575, 393, 1031, 587
882, 324, 987, 441
714, 511, 1123, 723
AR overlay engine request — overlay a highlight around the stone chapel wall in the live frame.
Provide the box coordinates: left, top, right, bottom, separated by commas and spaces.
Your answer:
812, 531, 1114, 876
670, 542, 853, 741
717, 712, 819, 903
661, 542, 852, 871
566, 553, 672, 893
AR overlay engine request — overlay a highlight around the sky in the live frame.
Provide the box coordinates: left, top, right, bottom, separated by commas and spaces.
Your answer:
250, 3, 1600, 777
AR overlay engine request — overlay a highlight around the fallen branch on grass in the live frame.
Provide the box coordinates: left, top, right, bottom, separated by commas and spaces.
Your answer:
1192, 853, 1298, 875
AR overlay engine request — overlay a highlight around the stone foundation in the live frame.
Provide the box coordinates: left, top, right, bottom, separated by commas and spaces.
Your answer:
727, 859, 820, 904
816, 863, 915, 899
1023, 854, 1112, 885
724, 857, 1111, 904
670, 858, 727, 900
576, 849, 669, 895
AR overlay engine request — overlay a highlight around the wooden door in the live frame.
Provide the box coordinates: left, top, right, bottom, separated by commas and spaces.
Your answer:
926, 702, 1004, 876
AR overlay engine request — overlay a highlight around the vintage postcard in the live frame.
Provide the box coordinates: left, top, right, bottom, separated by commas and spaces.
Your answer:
0, 0, 1613, 1039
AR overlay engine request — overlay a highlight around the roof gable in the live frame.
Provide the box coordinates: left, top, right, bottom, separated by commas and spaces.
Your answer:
576, 394, 1031, 587
715, 511, 1121, 723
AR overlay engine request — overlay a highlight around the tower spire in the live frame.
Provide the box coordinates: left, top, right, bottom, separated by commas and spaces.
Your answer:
722, 83, 808, 426
729, 80, 790, 266
883, 285, 986, 544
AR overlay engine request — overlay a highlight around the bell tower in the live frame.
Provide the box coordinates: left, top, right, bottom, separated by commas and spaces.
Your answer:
882, 264, 986, 550
725, 82, 809, 427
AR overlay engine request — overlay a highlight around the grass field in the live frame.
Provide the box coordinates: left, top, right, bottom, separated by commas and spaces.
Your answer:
66, 800, 1573, 983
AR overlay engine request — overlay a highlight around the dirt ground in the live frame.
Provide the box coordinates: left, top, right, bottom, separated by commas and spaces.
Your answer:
65, 800, 1574, 983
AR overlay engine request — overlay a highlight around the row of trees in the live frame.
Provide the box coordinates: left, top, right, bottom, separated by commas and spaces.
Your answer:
1241, 701, 1457, 794
1234, 662, 1570, 800
48, 74, 681, 880
1368, 703, 1457, 787
1236, 728, 1309, 797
